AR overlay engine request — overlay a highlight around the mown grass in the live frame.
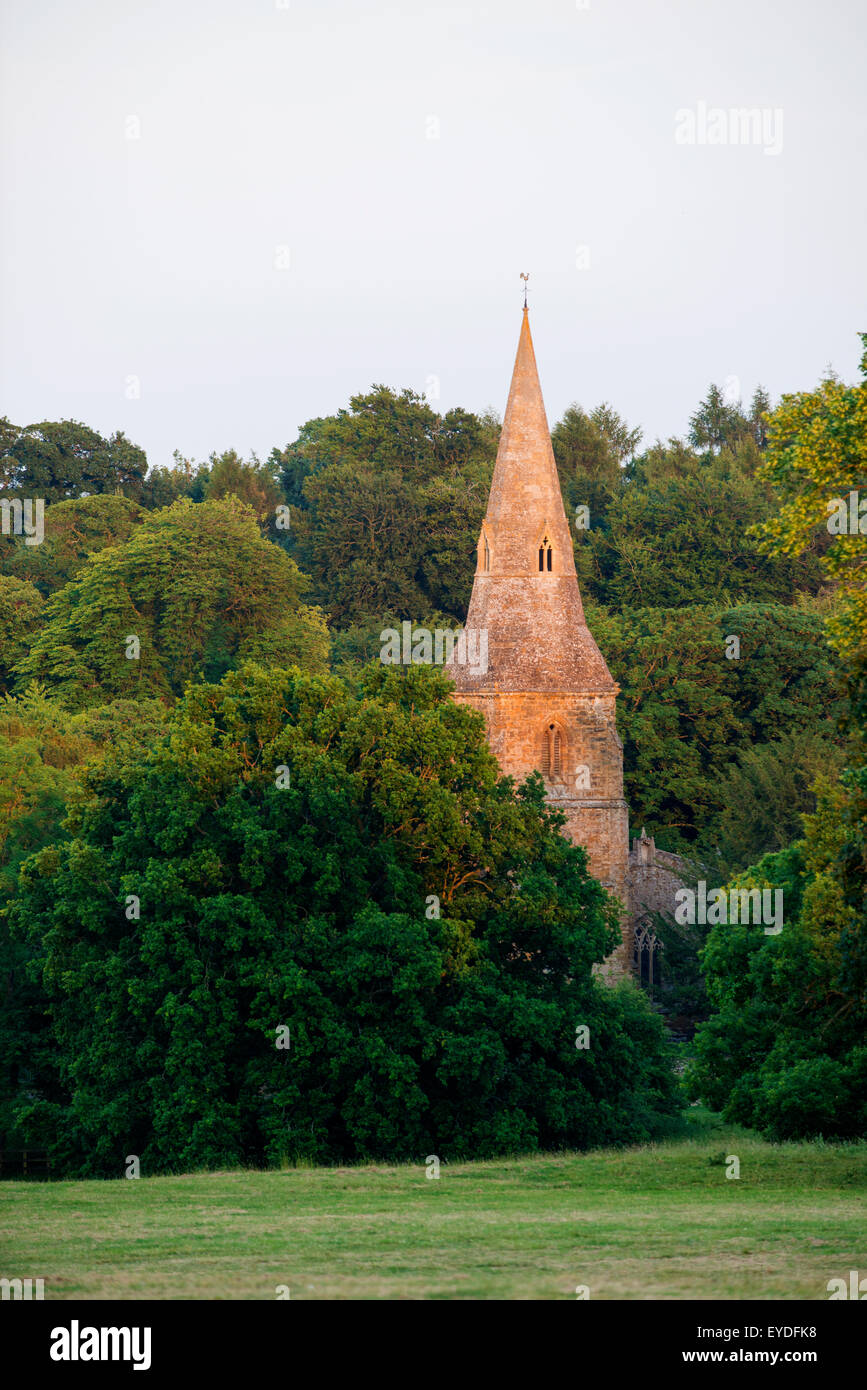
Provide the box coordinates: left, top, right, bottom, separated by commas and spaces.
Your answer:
1, 1112, 865, 1299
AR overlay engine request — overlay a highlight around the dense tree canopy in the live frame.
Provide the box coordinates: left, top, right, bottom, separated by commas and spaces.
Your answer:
0, 577, 43, 695
1, 494, 143, 596
5, 664, 678, 1173
756, 334, 867, 675
688, 339, 867, 1136
575, 444, 824, 610
2, 344, 863, 1158
272, 387, 498, 623
588, 601, 844, 855
14, 497, 329, 708
203, 450, 285, 530
0, 685, 168, 1150
689, 784, 866, 1139
552, 402, 641, 528
0, 418, 147, 502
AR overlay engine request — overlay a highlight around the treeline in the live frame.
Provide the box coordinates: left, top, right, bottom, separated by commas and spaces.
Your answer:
1, 347, 865, 1156
0, 382, 838, 868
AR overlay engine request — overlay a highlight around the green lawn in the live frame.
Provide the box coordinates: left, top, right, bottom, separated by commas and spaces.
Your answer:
2, 1113, 865, 1300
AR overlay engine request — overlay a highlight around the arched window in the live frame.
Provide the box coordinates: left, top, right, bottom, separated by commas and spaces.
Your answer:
541, 722, 563, 780
538, 534, 553, 572
483, 536, 490, 571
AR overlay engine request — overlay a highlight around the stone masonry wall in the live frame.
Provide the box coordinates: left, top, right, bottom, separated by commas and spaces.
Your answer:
454, 687, 633, 974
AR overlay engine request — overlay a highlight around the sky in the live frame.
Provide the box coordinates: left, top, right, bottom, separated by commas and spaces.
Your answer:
1, 0, 865, 470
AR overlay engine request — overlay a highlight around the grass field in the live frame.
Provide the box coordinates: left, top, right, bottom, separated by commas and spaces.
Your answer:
2, 1113, 865, 1300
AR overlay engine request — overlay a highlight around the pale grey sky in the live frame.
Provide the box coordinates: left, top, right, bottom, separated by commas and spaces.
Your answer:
1, 0, 865, 469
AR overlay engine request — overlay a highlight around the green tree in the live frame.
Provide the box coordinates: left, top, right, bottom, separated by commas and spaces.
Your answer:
588, 602, 844, 852
0, 686, 168, 1153
14, 497, 329, 708
748, 386, 773, 450
139, 453, 211, 509
0, 578, 43, 694
713, 732, 847, 876
272, 388, 497, 624
203, 450, 285, 530
6, 663, 678, 1173
755, 335, 867, 671
688, 384, 749, 454
0, 420, 147, 501
552, 402, 640, 529
692, 337, 867, 1138
689, 785, 867, 1139
0, 685, 168, 907
578, 451, 823, 610
1, 494, 143, 596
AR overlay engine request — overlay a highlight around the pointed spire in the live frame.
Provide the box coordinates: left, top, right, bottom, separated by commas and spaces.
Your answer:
483, 307, 577, 579
450, 307, 617, 694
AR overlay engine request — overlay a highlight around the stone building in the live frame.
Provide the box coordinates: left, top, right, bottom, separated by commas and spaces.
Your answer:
449, 306, 674, 976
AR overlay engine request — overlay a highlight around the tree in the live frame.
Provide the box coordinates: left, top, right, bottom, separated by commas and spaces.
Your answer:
298, 462, 426, 621
5, 663, 679, 1173
0, 420, 147, 501
688, 788, 867, 1139
689, 342, 867, 1138
14, 497, 330, 708
577, 449, 824, 610
139, 454, 210, 510
274, 388, 497, 624
688, 384, 749, 454
0, 685, 168, 906
588, 602, 844, 852
203, 450, 285, 530
713, 732, 848, 876
552, 403, 639, 528
748, 386, 772, 449
1, 494, 143, 596
0, 686, 168, 1155
755, 335, 867, 674
0, 578, 43, 694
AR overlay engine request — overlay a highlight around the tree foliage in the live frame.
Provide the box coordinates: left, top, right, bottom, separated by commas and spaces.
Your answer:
14, 498, 330, 708
689, 781, 867, 1139
576, 444, 824, 610
203, 450, 285, 530
272, 387, 498, 623
690, 343, 867, 1137
5, 664, 678, 1173
1, 494, 143, 596
552, 402, 641, 528
589, 602, 844, 852
755, 335, 867, 673
0, 577, 43, 695
0, 419, 147, 501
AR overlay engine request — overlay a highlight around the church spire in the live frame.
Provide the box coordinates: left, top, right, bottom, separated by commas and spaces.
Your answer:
448, 299, 631, 976
450, 306, 617, 694
483, 305, 577, 582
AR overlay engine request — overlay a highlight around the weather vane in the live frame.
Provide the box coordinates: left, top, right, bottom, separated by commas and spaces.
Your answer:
520, 271, 529, 308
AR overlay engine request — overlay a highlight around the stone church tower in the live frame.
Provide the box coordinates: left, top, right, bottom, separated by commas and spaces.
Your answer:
449, 306, 632, 973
